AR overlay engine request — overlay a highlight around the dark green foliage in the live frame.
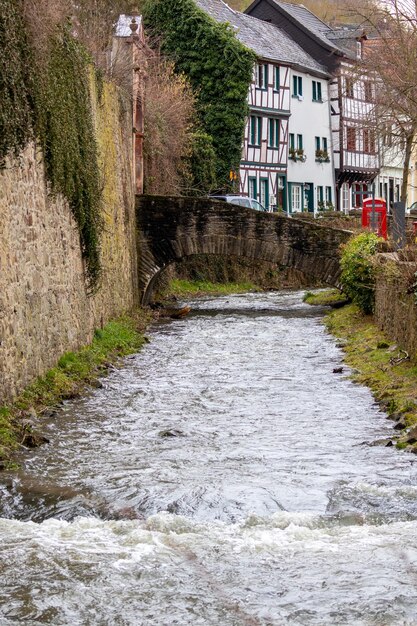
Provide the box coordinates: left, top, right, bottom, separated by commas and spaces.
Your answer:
187, 131, 217, 195
0, 0, 34, 164
1, 0, 103, 290
35, 27, 102, 290
340, 232, 380, 314
142, 0, 256, 188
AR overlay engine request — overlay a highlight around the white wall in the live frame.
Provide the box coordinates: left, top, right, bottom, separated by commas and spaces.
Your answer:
287, 70, 335, 212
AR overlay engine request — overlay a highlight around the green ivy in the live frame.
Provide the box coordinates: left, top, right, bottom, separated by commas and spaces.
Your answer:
142, 0, 256, 189
35, 27, 102, 290
0, 0, 34, 165
187, 131, 217, 195
0, 1, 102, 291
340, 232, 381, 314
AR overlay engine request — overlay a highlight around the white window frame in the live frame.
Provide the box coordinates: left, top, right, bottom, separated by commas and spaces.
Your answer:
292, 185, 302, 212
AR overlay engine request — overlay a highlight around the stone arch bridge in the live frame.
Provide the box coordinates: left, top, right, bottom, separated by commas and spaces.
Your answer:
136, 195, 352, 304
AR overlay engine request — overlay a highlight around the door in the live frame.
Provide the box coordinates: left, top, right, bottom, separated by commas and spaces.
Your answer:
260, 178, 269, 211
304, 183, 314, 212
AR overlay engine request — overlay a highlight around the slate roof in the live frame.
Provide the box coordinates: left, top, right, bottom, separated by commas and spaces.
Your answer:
263, 1, 357, 59
115, 14, 142, 37
194, 0, 329, 76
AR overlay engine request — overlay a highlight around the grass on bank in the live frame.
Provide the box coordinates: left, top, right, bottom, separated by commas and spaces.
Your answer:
325, 303, 417, 450
303, 289, 348, 307
0, 310, 151, 468
166, 278, 259, 297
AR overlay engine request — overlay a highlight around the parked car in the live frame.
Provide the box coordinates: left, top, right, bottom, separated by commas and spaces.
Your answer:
407, 201, 417, 214
210, 195, 268, 212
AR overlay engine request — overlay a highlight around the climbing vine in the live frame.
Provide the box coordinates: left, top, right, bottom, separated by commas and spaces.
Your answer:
35, 27, 102, 290
142, 0, 256, 189
1, 1, 102, 291
0, 0, 34, 165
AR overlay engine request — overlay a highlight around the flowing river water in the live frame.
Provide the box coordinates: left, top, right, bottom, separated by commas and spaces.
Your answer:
2, 291, 417, 625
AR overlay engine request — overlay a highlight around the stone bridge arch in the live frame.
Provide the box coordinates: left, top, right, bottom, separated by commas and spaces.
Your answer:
136, 195, 352, 304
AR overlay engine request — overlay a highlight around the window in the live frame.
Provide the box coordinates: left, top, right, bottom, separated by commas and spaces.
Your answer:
297, 134, 303, 150
342, 183, 349, 212
347, 127, 356, 151
268, 118, 280, 148
363, 129, 375, 154
250, 116, 262, 146
326, 186, 332, 204
292, 75, 303, 97
274, 66, 280, 91
248, 177, 257, 200
345, 77, 354, 98
315, 137, 329, 159
255, 64, 268, 89
383, 125, 393, 147
316, 185, 324, 208
364, 81, 374, 103
260, 178, 269, 210
292, 185, 302, 212
312, 80, 322, 102
354, 183, 368, 208
289, 133, 295, 150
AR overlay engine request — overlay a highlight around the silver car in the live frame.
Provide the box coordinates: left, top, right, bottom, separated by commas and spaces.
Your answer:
210, 195, 268, 212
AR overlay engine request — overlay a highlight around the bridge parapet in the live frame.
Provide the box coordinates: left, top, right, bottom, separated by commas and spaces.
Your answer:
136, 195, 352, 304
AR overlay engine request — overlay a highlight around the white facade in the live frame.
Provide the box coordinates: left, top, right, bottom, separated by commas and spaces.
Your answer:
240, 62, 335, 214
287, 71, 335, 213
239, 61, 290, 211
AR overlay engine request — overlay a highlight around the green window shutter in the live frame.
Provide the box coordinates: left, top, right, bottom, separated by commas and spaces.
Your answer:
263, 65, 268, 89
275, 120, 280, 147
297, 134, 303, 149
289, 133, 294, 149
315, 136, 320, 151
257, 117, 262, 145
298, 77, 303, 96
274, 67, 280, 91
250, 116, 255, 144
313, 81, 317, 101
323, 137, 328, 151
318, 82, 322, 100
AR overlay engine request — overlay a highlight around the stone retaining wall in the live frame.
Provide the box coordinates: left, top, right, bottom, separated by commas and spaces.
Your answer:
0, 81, 137, 404
374, 255, 417, 357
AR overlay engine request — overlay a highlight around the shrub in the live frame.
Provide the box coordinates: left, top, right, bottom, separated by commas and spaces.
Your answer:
340, 232, 381, 314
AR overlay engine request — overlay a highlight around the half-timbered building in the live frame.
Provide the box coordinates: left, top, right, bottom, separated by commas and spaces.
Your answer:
245, 0, 382, 211
195, 0, 333, 213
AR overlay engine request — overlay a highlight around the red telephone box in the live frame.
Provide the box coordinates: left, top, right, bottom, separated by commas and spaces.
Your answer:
362, 198, 387, 240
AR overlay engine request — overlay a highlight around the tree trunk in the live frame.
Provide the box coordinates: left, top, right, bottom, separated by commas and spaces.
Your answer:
401, 130, 415, 205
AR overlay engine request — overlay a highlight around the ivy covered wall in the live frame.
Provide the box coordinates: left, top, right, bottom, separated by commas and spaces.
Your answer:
0, 0, 34, 165
142, 0, 256, 190
0, 2, 102, 290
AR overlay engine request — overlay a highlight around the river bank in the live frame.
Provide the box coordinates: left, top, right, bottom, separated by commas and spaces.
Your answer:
0, 309, 151, 469
306, 290, 417, 452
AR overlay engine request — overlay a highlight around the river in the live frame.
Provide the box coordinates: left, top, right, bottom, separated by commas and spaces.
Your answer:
1, 291, 417, 625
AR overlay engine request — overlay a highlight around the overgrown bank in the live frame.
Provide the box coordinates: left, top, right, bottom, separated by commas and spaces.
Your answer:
0, 310, 151, 469
307, 290, 417, 452
154, 254, 317, 300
